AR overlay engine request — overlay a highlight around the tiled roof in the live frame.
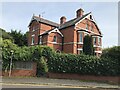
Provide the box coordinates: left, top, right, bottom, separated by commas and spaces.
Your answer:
29, 16, 59, 27
59, 12, 91, 29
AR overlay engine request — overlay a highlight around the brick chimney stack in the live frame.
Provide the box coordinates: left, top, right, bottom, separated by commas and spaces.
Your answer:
76, 8, 84, 18
60, 16, 66, 24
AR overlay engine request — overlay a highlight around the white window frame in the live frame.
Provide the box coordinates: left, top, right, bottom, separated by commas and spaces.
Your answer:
77, 48, 83, 54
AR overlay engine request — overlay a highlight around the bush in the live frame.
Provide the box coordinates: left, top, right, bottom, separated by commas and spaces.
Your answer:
83, 35, 94, 55
2, 39, 53, 76
48, 53, 99, 75
37, 56, 48, 76
47, 51, 119, 76
101, 46, 120, 75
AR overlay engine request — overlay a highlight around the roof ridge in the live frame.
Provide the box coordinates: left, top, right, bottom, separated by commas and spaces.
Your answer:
33, 16, 59, 25
59, 12, 91, 29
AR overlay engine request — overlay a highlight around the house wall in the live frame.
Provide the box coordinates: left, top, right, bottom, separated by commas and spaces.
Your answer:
28, 21, 40, 46
47, 32, 62, 51
41, 34, 48, 45
28, 14, 102, 56
60, 26, 75, 53
76, 18, 100, 35
28, 21, 56, 46
40, 23, 55, 34
75, 18, 102, 56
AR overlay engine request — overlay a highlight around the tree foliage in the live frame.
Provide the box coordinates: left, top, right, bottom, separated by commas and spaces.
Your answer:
83, 35, 94, 55
0, 28, 13, 41
9, 30, 28, 46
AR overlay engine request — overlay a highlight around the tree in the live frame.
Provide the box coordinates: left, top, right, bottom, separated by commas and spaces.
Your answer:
9, 30, 28, 46
83, 35, 94, 55
0, 28, 13, 41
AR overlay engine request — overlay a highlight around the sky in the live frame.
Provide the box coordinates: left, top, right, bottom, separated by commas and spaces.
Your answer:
0, 1, 118, 48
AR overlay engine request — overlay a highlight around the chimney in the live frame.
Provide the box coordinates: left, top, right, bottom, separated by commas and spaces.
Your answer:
39, 14, 41, 18
60, 16, 66, 24
76, 8, 84, 18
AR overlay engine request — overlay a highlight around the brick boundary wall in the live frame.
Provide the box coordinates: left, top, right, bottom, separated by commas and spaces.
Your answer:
48, 72, 120, 84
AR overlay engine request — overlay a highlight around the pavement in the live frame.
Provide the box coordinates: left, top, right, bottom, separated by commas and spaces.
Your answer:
1, 77, 120, 89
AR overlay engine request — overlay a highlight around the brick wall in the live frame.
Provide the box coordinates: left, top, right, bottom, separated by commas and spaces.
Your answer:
48, 73, 120, 84
47, 32, 62, 51
60, 26, 74, 53
28, 21, 56, 46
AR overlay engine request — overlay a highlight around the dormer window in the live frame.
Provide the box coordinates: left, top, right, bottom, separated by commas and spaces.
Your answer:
53, 36, 57, 43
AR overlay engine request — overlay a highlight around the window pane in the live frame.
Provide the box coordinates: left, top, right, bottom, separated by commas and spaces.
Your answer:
39, 36, 42, 44
93, 37, 96, 45
53, 36, 57, 42
32, 37, 34, 44
79, 33, 83, 43
98, 37, 101, 46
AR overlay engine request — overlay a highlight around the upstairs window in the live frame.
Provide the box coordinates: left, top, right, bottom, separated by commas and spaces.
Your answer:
93, 37, 97, 45
98, 37, 101, 46
32, 25, 39, 31
86, 22, 89, 30
32, 26, 35, 31
53, 36, 57, 43
79, 32, 83, 43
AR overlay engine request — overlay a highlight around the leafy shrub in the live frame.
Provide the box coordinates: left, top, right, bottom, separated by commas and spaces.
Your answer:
101, 46, 120, 75
83, 35, 94, 55
37, 56, 48, 76
47, 51, 119, 76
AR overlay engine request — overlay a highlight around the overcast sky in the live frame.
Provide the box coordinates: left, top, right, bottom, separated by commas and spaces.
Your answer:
1, 2, 118, 48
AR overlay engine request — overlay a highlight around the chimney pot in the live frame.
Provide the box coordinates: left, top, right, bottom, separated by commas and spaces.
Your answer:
60, 16, 66, 24
76, 8, 84, 18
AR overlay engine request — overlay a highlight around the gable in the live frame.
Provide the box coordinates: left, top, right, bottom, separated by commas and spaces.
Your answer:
75, 13, 102, 36
28, 16, 59, 27
40, 28, 63, 37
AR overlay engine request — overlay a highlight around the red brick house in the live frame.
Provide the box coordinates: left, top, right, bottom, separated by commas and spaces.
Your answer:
28, 8, 102, 56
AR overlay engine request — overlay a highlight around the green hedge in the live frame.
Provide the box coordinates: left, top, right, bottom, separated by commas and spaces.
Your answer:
47, 53, 119, 76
